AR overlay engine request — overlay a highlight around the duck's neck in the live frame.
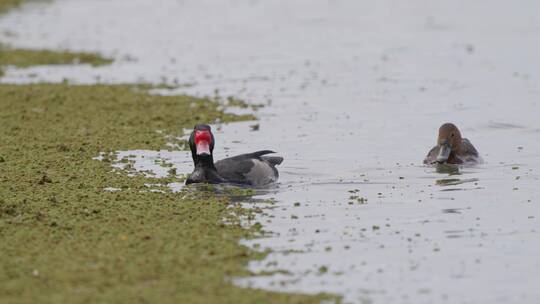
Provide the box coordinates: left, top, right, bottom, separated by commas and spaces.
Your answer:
193, 154, 225, 183
195, 154, 217, 170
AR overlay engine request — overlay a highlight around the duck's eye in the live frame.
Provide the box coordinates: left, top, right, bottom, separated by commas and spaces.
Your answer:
451, 133, 454, 138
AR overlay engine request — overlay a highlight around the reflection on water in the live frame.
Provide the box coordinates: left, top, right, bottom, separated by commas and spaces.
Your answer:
435, 163, 461, 175
441, 208, 462, 214
487, 122, 526, 130
3, 0, 540, 303
436, 177, 479, 187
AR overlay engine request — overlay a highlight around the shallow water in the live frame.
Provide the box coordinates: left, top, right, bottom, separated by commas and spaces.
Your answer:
2, 0, 540, 303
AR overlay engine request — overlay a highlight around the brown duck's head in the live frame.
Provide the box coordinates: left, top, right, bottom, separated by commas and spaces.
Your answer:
436, 123, 463, 163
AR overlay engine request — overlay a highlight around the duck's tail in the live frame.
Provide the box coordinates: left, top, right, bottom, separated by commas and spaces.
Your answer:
261, 156, 284, 167
245, 150, 284, 166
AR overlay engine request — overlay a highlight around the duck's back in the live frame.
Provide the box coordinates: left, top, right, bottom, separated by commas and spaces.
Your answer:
215, 150, 283, 186
423, 138, 481, 165
459, 138, 482, 164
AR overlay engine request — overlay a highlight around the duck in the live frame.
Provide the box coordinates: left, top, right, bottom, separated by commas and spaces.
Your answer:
185, 124, 283, 186
424, 123, 482, 165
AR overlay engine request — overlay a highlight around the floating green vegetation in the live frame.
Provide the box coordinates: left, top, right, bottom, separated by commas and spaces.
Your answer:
226, 96, 266, 111
0, 45, 113, 76
347, 189, 367, 205
0, 83, 335, 303
0, 1, 112, 77
0, 0, 26, 14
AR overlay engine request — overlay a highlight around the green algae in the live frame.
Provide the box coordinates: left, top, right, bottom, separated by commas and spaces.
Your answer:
0, 0, 27, 14
0, 45, 113, 77
226, 96, 265, 111
0, 1, 112, 77
0, 83, 335, 303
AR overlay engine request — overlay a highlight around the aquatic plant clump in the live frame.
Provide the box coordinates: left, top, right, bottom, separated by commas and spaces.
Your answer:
0, 2, 112, 76
0, 0, 26, 14
0, 45, 113, 69
0, 83, 333, 303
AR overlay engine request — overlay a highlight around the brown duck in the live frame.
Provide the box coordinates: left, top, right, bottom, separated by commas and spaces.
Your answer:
424, 123, 482, 165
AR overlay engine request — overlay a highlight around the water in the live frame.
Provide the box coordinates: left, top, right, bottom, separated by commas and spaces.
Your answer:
2, 1, 540, 303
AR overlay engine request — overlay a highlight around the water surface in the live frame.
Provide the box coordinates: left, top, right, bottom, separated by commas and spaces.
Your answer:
2, 1, 540, 303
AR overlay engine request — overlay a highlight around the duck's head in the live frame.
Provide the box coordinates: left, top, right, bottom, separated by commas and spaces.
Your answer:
188, 124, 216, 164
435, 123, 463, 163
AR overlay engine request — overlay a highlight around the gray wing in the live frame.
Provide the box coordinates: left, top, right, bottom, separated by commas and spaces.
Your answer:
461, 138, 479, 157
215, 150, 282, 186
423, 145, 439, 164
460, 138, 482, 163
215, 157, 254, 184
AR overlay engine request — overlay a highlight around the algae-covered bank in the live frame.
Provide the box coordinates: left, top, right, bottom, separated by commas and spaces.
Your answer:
0, 0, 111, 77
0, 84, 332, 303
0, 0, 27, 13
0, 45, 112, 76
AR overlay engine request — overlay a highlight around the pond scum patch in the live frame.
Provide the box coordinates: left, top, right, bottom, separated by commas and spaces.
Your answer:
0, 2, 337, 304
0, 0, 111, 77
0, 84, 336, 304
0, 0, 27, 13
0, 44, 113, 76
